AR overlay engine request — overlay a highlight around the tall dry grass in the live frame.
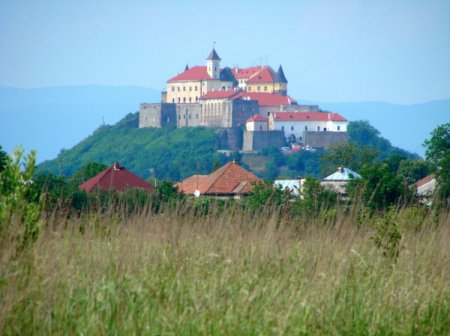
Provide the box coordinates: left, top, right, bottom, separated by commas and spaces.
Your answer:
0, 201, 449, 335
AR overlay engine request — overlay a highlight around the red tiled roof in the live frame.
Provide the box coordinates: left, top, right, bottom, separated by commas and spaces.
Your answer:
177, 161, 261, 196
79, 163, 155, 193
201, 89, 242, 99
414, 174, 436, 188
246, 67, 276, 84
236, 92, 297, 106
167, 66, 212, 82
271, 112, 347, 122
247, 114, 268, 123
232, 66, 263, 79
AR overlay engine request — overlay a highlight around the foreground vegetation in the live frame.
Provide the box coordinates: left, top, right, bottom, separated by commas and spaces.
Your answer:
1, 201, 449, 335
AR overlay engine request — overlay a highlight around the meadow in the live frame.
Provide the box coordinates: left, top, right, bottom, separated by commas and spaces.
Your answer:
1, 201, 449, 335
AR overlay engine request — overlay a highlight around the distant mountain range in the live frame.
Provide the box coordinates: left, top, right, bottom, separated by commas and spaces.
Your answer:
1, 85, 448, 162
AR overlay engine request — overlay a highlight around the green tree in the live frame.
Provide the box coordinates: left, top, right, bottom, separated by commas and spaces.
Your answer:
320, 142, 379, 176
246, 182, 285, 210
0, 145, 7, 173
423, 123, 450, 200
347, 163, 410, 210
0, 147, 42, 249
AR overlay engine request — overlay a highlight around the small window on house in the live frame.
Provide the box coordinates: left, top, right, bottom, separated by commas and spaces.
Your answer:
257, 86, 261, 92
305, 126, 308, 130
177, 87, 180, 92
282, 126, 284, 131
195, 86, 198, 91
189, 86, 192, 91
172, 98, 175, 103
178, 115, 181, 120
183, 97, 186, 102
178, 97, 181, 103
291, 126, 294, 131
264, 86, 267, 92
337, 126, 340, 131
189, 97, 192, 102
324, 128, 327, 131
183, 87, 186, 91
171, 87, 175, 92
317, 126, 320, 131
259, 125, 262, 131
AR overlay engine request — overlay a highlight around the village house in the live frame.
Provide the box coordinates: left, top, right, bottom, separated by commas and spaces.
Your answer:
177, 161, 261, 199
413, 174, 436, 204
321, 167, 361, 200
79, 162, 155, 193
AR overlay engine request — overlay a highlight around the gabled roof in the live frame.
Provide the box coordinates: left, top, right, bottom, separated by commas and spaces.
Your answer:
168, 66, 212, 83
246, 66, 277, 84
237, 92, 297, 106
177, 161, 261, 195
275, 65, 288, 83
201, 89, 242, 99
271, 112, 347, 122
247, 114, 268, 123
79, 163, 155, 193
323, 167, 361, 181
414, 174, 436, 189
207, 48, 221, 60
232, 66, 263, 79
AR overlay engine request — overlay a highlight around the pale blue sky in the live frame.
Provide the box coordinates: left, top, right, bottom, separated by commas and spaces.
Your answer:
1, 0, 449, 104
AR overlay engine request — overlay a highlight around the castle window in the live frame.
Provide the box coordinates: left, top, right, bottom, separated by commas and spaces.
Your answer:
189, 97, 192, 102
183, 97, 186, 102
178, 97, 181, 103
171, 87, 175, 92
196, 97, 198, 101
183, 87, 186, 91
282, 126, 284, 131
177, 87, 180, 92
178, 115, 181, 120
317, 126, 320, 131
195, 86, 198, 91
259, 125, 262, 131
305, 126, 308, 130
264, 86, 267, 92
337, 126, 341, 131
172, 98, 175, 103
324, 128, 327, 131
291, 126, 294, 131
257, 86, 261, 92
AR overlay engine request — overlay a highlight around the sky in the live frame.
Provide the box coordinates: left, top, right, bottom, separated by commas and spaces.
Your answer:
0, 0, 450, 104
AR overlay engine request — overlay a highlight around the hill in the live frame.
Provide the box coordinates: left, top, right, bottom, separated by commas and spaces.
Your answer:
37, 112, 417, 181
36, 113, 226, 181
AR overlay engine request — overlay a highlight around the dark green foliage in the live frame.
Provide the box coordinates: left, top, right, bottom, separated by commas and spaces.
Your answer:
347, 164, 411, 210
320, 142, 379, 176
37, 113, 226, 181
245, 182, 286, 210
396, 159, 436, 185
72, 162, 108, 185
0, 145, 7, 173
423, 123, 450, 201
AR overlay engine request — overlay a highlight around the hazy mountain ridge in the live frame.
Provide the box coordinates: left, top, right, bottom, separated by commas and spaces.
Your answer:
1, 85, 448, 162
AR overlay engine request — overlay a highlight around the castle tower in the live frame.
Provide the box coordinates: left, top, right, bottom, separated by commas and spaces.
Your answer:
274, 65, 288, 96
206, 48, 221, 80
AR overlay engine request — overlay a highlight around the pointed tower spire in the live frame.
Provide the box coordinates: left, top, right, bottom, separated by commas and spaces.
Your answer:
185, 64, 189, 71
206, 48, 221, 61
275, 65, 288, 83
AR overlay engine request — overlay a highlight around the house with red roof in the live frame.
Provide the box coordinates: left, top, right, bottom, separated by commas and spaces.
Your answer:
177, 160, 261, 199
79, 163, 155, 193
268, 112, 348, 148
246, 114, 268, 131
413, 174, 436, 204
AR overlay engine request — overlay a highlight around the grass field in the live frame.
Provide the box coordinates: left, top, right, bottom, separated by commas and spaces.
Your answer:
1, 203, 449, 335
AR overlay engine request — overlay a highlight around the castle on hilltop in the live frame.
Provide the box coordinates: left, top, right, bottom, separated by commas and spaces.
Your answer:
139, 48, 348, 151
